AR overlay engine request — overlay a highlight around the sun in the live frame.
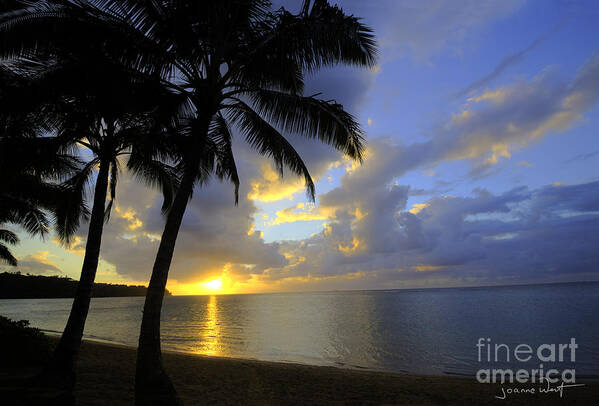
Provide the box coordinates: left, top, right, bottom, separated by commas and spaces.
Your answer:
203, 279, 223, 290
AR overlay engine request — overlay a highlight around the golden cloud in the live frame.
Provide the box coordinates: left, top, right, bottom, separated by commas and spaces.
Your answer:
115, 206, 143, 231
269, 202, 335, 226
413, 264, 445, 272
52, 235, 85, 256
467, 88, 511, 104
247, 163, 306, 202
29, 251, 60, 269
409, 203, 430, 215
338, 235, 363, 255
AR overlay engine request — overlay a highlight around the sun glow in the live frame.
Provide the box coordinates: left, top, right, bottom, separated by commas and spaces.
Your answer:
203, 279, 223, 290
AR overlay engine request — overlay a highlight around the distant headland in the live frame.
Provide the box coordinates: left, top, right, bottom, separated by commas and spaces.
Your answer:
0, 272, 171, 299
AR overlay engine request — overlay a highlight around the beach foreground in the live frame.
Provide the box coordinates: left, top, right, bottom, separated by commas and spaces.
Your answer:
1, 338, 597, 405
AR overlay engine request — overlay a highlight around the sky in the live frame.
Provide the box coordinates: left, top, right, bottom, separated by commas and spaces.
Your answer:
4, 0, 599, 295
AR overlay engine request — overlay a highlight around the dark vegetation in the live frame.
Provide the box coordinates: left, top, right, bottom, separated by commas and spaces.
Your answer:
0, 272, 171, 299
0, 315, 52, 367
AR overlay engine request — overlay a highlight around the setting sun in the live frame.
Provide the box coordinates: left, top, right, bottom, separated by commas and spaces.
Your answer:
203, 279, 223, 290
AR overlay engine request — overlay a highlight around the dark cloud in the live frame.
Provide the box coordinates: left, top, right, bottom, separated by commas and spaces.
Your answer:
93, 170, 287, 283
276, 180, 599, 287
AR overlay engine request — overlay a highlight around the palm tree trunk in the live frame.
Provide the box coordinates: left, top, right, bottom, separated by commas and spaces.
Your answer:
135, 166, 195, 406
40, 158, 110, 391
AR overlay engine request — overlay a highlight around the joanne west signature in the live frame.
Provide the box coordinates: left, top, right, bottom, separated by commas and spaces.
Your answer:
495, 380, 585, 400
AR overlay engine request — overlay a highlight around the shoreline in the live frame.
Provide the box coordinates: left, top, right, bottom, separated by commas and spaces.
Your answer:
47, 332, 471, 378
47, 333, 456, 377
42, 332, 599, 381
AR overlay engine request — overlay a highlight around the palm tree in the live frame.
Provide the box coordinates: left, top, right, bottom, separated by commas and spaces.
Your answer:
0, 2, 180, 394
34, 72, 179, 394
41, 107, 178, 395
124, 1, 377, 404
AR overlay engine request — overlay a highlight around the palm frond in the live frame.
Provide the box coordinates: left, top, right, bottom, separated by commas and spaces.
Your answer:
228, 100, 315, 201
53, 158, 96, 244
0, 229, 18, 245
0, 136, 81, 182
103, 158, 119, 222
127, 146, 180, 214
1, 199, 50, 237
210, 113, 240, 204
240, 0, 377, 77
0, 243, 17, 266
247, 89, 365, 161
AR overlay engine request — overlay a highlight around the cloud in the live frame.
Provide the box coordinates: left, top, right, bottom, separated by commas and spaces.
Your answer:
74, 167, 287, 287
52, 235, 86, 256
13, 251, 62, 275
454, 24, 563, 98
565, 149, 599, 164
268, 202, 334, 226
246, 163, 308, 202
279, 52, 599, 199
253, 48, 599, 288
397, 52, 599, 177
269, 180, 599, 289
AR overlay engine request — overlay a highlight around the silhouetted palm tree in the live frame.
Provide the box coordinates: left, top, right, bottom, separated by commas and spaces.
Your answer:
0, 2, 180, 396
123, 1, 377, 404
39, 93, 178, 396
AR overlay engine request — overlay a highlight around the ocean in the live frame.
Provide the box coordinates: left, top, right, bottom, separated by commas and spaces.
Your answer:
1, 282, 598, 377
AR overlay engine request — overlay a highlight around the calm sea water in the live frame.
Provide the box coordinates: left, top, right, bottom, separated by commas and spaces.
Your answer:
1, 282, 598, 376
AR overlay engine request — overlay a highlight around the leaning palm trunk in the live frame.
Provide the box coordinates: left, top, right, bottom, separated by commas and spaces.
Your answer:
40, 158, 110, 391
135, 167, 195, 406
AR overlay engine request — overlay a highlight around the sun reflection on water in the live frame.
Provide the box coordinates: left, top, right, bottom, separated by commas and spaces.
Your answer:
201, 295, 220, 356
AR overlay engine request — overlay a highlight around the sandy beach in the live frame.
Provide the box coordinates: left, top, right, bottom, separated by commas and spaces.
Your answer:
0, 337, 596, 405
